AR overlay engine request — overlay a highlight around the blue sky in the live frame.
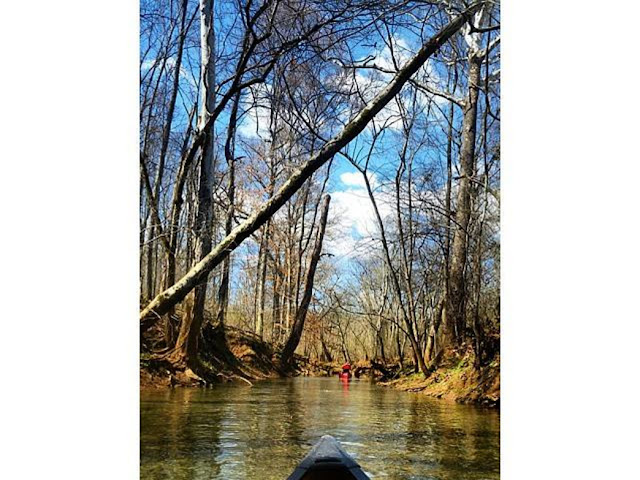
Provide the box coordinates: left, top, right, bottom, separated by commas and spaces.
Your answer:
141, 2, 500, 295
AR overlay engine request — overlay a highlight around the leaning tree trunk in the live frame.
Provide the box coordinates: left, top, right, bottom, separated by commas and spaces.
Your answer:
361, 170, 429, 376
139, 5, 483, 322
281, 195, 331, 365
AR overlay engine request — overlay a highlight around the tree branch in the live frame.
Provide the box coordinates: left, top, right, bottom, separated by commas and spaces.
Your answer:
140, 1, 487, 321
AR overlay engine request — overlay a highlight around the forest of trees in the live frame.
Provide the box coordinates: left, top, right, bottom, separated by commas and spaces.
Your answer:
140, 0, 500, 377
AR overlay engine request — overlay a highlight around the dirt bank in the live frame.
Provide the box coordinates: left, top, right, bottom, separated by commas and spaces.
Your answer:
141, 323, 285, 388
140, 322, 343, 388
141, 325, 499, 408
380, 350, 500, 408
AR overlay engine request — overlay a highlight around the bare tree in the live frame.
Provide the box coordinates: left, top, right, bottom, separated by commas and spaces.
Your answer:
141, 4, 484, 323
281, 194, 331, 365
139, 0, 499, 380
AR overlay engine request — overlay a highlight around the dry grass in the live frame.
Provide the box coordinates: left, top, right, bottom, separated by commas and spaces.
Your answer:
381, 350, 500, 408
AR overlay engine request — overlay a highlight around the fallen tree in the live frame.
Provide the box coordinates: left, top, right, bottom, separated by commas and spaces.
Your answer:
140, 2, 485, 322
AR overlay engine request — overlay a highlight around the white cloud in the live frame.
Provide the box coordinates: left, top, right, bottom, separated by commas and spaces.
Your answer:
237, 84, 272, 139
333, 34, 449, 133
332, 188, 377, 237
326, 188, 373, 260
335, 170, 385, 236
325, 171, 392, 261
338, 171, 378, 188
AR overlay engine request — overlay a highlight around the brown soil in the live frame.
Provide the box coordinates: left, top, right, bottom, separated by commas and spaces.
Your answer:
140, 322, 332, 389
141, 322, 499, 408
380, 348, 500, 408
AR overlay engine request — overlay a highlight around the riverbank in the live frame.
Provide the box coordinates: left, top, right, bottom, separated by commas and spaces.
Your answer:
141, 324, 281, 388
141, 325, 499, 407
380, 350, 500, 408
140, 322, 338, 388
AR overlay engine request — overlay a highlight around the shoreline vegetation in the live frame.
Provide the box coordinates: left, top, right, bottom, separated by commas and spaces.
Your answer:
141, 320, 499, 408
139, 0, 500, 410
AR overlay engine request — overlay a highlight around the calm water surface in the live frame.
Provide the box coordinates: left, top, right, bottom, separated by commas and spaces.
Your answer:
141, 377, 499, 480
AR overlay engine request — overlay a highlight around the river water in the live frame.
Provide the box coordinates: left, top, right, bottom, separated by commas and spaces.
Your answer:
141, 377, 499, 480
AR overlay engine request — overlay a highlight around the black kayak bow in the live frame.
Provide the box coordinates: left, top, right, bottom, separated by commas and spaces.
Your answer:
286, 435, 370, 480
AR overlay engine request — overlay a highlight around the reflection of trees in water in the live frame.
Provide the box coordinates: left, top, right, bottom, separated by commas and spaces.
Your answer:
217, 379, 307, 479
141, 388, 224, 480
404, 397, 499, 480
404, 395, 441, 477
284, 378, 305, 443
240, 379, 305, 478
177, 388, 223, 480
141, 379, 499, 480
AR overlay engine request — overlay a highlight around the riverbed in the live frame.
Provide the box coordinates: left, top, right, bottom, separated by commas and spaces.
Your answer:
141, 377, 499, 479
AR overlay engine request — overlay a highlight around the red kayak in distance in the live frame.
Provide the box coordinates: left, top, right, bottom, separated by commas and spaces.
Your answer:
339, 363, 352, 380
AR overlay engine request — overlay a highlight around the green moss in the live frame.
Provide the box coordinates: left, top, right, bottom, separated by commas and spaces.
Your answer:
452, 358, 467, 371
140, 352, 154, 363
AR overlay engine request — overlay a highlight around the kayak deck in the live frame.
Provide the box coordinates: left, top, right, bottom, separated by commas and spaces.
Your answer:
287, 435, 370, 480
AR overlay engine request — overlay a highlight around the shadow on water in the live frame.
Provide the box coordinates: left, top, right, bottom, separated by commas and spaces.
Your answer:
141, 377, 499, 480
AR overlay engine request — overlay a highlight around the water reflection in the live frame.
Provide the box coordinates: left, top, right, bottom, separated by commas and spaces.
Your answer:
141, 377, 499, 480
140, 388, 224, 480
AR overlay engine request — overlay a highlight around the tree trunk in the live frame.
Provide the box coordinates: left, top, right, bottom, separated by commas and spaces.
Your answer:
441, 98, 454, 346
163, 104, 197, 346
472, 59, 491, 366
395, 322, 404, 370
281, 195, 331, 365
255, 222, 269, 337
320, 332, 333, 362
140, 41, 172, 302
271, 252, 281, 343
361, 172, 429, 376
425, 298, 444, 365
140, 4, 484, 321
448, 52, 482, 346
472, 227, 484, 367
164, 0, 216, 369
393, 131, 424, 374
145, 0, 190, 302
215, 93, 240, 332
377, 329, 387, 365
